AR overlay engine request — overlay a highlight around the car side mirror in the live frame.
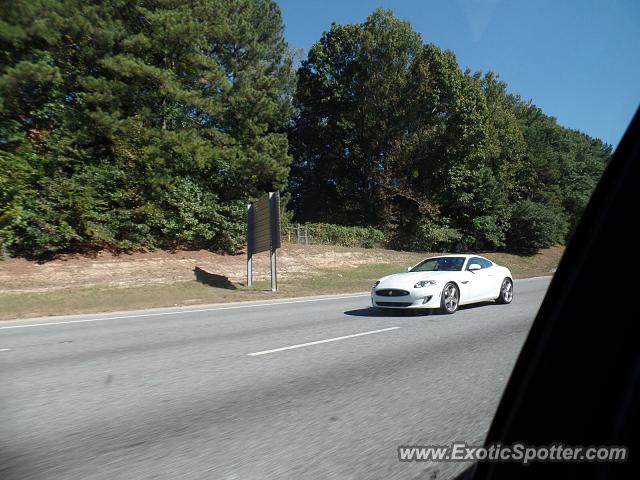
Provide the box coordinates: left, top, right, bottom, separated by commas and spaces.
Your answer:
468, 263, 481, 272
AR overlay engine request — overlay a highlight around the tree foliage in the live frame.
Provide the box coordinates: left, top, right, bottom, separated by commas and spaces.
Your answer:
289, 9, 611, 252
1, 5, 611, 257
283, 223, 386, 249
0, 0, 293, 256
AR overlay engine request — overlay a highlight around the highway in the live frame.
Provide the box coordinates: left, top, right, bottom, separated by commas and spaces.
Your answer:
0, 277, 550, 480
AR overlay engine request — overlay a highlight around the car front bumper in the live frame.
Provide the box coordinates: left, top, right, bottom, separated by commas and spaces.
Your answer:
371, 287, 442, 309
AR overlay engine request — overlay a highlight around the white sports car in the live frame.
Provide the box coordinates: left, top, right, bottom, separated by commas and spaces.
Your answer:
371, 254, 513, 314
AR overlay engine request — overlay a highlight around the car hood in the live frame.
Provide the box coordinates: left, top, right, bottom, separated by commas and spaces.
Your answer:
376, 271, 454, 289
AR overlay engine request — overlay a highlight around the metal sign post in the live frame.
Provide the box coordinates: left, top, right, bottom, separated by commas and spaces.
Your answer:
246, 191, 281, 291
269, 192, 279, 292
246, 204, 253, 288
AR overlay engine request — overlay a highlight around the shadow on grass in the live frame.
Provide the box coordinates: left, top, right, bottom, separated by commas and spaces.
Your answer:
193, 266, 236, 289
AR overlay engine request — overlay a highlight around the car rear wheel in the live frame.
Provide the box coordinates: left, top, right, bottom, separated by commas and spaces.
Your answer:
440, 282, 459, 314
496, 278, 513, 304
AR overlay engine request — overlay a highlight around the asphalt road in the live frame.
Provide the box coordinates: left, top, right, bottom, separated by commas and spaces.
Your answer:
0, 277, 550, 480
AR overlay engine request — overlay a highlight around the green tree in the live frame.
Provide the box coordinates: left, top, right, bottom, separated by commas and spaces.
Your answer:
512, 101, 610, 243
0, 0, 294, 256
289, 9, 610, 253
507, 199, 568, 252
290, 9, 508, 250
290, 11, 424, 227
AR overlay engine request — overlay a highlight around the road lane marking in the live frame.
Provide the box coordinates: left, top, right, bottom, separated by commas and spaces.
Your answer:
247, 327, 400, 356
0, 277, 550, 331
0, 348, 11, 352
0, 293, 370, 330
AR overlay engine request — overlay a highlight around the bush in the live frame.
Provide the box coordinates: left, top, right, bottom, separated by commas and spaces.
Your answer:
401, 222, 463, 252
289, 223, 386, 248
1, 170, 248, 257
507, 200, 568, 252
154, 177, 246, 253
469, 215, 508, 250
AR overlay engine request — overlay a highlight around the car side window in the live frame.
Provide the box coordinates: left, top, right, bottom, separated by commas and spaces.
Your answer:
480, 258, 493, 269
466, 257, 483, 270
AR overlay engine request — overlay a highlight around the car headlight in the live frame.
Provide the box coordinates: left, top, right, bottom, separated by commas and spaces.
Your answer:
414, 280, 437, 288
372, 280, 380, 288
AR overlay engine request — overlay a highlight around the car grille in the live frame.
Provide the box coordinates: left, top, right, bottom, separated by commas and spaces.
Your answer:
375, 289, 410, 297
376, 301, 412, 307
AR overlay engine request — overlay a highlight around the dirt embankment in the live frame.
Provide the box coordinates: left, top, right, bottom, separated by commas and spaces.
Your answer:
0, 244, 424, 295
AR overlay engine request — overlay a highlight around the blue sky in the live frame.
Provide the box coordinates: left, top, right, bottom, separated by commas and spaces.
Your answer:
277, 0, 639, 147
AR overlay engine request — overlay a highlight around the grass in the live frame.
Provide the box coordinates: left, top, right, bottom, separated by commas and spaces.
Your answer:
0, 263, 408, 320
0, 247, 562, 320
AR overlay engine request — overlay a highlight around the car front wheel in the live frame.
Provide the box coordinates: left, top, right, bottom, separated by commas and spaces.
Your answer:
440, 282, 459, 314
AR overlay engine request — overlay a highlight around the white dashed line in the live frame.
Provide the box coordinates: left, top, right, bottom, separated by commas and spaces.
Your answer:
248, 327, 400, 356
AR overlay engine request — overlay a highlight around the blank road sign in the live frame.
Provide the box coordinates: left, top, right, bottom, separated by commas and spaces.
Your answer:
247, 192, 281, 291
252, 196, 271, 254
247, 192, 281, 255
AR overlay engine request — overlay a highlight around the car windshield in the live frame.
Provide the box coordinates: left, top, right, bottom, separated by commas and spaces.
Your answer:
410, 257, 466, 272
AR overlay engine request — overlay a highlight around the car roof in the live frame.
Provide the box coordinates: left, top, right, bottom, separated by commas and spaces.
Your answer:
421, 254, 495, 265
425, 254, 487, 260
